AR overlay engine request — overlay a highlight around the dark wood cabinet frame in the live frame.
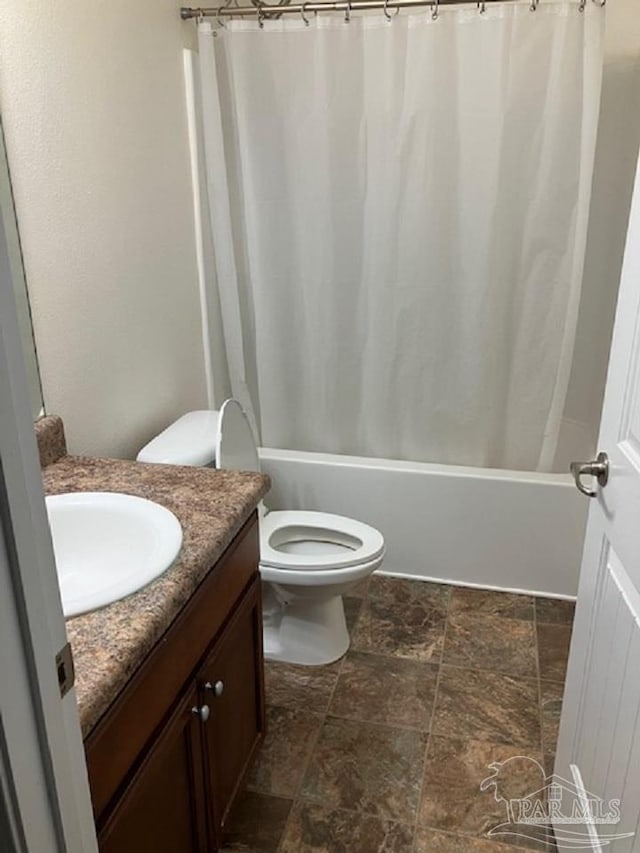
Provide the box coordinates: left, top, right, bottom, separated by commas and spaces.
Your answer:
84, 513, 265, 851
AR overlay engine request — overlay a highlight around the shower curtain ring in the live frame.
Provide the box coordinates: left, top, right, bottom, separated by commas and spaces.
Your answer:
477, 0, 486, 12
301, 2, 311, 24
431, 0, 439, 20
529, 0, 539, 9
216, 0, 232, 28
344, 0, 351, 22
257, 5, 265, 27
578, 0, 586, 10
383, 0, 399, 21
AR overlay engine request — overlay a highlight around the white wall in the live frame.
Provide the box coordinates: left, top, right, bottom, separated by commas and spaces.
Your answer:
557, 0, 640, 472
0, 1, 208, 459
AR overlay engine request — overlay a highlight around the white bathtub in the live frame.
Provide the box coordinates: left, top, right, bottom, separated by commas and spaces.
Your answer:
259, 448, 587, 599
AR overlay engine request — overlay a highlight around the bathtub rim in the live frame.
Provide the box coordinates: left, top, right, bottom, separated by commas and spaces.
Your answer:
259, 446, 575, 487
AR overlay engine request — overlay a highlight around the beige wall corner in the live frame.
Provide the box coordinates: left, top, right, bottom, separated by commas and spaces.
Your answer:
0, 0, 207, 459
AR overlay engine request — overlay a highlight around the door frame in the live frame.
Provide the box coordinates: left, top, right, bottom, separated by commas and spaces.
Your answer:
0, 151, 97, 851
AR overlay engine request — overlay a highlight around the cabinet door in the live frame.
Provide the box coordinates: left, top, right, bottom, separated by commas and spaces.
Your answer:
98, 686, 208, 853
199, 578, 265, 838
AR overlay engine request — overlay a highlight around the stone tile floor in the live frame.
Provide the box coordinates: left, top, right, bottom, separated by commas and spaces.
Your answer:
222, 576, 574, 852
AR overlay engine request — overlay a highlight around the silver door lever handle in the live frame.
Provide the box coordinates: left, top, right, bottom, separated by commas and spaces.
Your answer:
570, 452, 609, 498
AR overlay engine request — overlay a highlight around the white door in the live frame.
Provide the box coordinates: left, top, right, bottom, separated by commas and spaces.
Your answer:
555, 148, 640, 850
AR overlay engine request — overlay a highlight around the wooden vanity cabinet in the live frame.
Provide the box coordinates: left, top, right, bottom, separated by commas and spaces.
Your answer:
98, 685, 208, 853
198, 580, 265, 844
87, 514, 265, 852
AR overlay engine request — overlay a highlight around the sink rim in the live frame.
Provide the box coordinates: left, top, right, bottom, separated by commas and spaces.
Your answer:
46, 490, 183, 618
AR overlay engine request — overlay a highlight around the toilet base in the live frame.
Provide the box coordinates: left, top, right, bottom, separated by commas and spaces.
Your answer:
262, 594, 350, 666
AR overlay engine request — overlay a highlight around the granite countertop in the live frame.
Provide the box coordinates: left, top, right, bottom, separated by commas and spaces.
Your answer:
41, 449, 269, 739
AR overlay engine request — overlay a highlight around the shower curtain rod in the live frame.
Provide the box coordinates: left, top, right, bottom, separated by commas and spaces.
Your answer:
181, 0, 596, 20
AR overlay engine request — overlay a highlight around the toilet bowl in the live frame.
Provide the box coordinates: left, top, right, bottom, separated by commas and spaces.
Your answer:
258, 510, 384, 664
138, 400, 384, 665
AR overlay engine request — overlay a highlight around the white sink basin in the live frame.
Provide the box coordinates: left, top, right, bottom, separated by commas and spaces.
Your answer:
46, 491, 183, 618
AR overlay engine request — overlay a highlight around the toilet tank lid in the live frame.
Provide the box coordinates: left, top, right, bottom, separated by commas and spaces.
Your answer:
136, 410, 219, 467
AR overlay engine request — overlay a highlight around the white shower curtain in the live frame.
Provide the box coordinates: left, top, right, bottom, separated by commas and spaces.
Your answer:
197, 2, 603, 472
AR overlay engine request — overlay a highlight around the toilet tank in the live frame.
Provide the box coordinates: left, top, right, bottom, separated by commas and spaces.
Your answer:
137, 410, 219, 467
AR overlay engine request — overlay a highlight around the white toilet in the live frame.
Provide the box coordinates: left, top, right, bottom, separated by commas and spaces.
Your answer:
137, 399, 384, 665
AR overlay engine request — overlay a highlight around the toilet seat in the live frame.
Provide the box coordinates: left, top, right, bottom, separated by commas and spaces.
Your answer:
215, 397, 385, 590
140, 399, 386, 665
260, 510, 384, 571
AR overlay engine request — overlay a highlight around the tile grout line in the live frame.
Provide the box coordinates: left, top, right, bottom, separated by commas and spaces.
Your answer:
417, 822, 544, 851
418, 824, 545, 853
410, 584, 453, 850
436, 659, 540, 683
533, 598, 556, 853
275, 597, 357, 853
308, 711, 435, 736
337, 648, 542, 684
432, 594, 548, 853
533, 598, 546, 765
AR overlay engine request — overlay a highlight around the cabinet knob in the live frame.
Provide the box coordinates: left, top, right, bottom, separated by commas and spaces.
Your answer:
205, 680, 224, 698
192, 704, 210, 723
